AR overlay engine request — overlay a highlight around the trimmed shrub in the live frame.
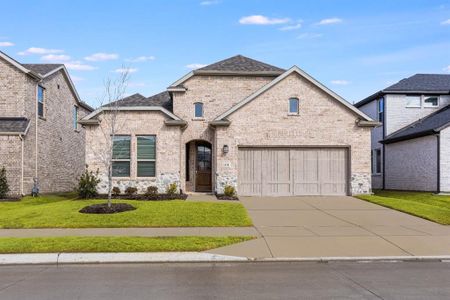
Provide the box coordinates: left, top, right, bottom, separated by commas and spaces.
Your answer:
0, 167, 9, 199
125, 186, 138, 196
166, 183, 178, 195
77, 167, 100, 199
223, 185, 236, 197
112, 187, 121, 196
145, 186, 158, 196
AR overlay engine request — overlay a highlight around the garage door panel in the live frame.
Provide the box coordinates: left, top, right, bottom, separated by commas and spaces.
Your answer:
291, 149, 320, 195
262, 149, 291, 196
238, 149, 263, 196
319, 149, 347, 195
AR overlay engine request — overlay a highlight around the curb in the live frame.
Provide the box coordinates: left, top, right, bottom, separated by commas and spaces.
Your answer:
0, 253, 450, 265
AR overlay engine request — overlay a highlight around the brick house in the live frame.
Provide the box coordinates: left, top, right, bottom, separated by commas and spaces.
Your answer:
355, 74, 450, 193
81, 55, 378, 196
0, 51, 93, 196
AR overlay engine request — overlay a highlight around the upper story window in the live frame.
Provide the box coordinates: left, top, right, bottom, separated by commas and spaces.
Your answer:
194, 102, 203, 118
73, 106, 78, 130
405, 96, 421, 108
377, 98, 384, 123
289, 98, 299, 114
137, 136, 156, 177
424, 96, 439, 108
37, 86, 45, 117
112, 136, 131, 177
372, 149, 381, 175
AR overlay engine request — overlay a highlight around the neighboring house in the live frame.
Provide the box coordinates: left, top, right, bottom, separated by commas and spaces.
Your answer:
355, 74, 450, 193
81, 55, 377, 196
0, 51, 93, 196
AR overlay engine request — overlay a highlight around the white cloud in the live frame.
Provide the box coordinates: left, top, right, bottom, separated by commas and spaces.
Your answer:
331, 80, 350, 85
18, 47, 64, 56
41, 54, 71, 62
200, 0, 220, 5
70, 75, 84, 82
125, 56, 155, 62
297, 32, 323, 39
441, 19, 450, 25
444, 65, 450, 72
186, 63, 207, 69
317, 18, 343, 25
85, 52, 119, 61
65, 61, 97, 71
279, 23, 302, 31
239, 15, 290, 25
114, 67, 138, 74
0, 41, 14, 47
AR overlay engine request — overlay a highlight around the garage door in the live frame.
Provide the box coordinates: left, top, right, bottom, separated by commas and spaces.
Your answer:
238, 148, 348, 196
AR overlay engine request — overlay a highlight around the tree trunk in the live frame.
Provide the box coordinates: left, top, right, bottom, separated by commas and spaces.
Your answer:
107, 163, 112, 208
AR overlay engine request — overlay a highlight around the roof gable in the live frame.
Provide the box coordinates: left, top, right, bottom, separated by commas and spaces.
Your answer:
103, 91, 173, 112
22, 64, 63, 76
385, 74, 450, 92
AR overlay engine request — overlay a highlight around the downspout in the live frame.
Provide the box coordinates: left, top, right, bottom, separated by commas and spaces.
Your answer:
35, 84, 38, 179
437, 134, 440, 194
19, 134, 24, 195
382, 97, 386, 190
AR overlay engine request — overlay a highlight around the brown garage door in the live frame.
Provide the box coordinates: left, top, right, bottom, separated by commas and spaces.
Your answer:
238, 148, 348, 196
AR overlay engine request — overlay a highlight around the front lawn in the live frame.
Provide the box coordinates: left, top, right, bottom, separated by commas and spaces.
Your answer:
0, 236, 254, 253
356, 190, 450, 225
0, 193, 252, 228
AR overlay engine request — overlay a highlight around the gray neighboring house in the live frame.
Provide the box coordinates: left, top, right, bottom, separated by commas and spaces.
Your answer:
0, 51, 93, 196
355, 74, 450, 193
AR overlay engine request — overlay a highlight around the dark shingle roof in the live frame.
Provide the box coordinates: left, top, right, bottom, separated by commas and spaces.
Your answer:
104, 92, 173, 112
383, 104, 450, 144
196, 55, 285, 74
385, 74, 450, 92
0, 117, 30, 134
22, 64, 63, 76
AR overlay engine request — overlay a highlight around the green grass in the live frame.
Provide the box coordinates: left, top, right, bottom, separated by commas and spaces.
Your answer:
356, 190, 450, 225
0, 236, 254, 253
0, 193, 252, 228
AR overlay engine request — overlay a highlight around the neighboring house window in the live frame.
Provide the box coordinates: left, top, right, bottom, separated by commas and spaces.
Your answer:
194, 102, 203, 118
289, 98, 299, 114
137, 136, 156, 177
73, 106, 78, 130
423, 96, 439, 108
372, 149, 381, 175
112, 136, 131, 177
405, 95, 421, 108
37, 86, 44, 117
377, 98, 384, 123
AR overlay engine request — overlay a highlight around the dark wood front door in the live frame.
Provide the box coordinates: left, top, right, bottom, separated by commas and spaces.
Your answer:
195, 143, 212, 192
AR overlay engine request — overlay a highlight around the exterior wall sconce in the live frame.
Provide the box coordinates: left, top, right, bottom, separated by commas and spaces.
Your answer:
223, 144, 229, 154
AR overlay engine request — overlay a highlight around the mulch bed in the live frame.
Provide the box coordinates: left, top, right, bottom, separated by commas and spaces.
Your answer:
79, 203, 136, 214
215, 194, 239, 201
94, 193, 188, 201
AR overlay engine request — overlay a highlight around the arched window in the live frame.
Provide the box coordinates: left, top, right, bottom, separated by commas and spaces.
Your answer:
194, 102, 204, 118
289, 98, 299, 114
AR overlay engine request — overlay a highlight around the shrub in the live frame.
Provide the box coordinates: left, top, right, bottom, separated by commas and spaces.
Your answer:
166, 183, 178, 195
112, 187, 121, 196
125, 186, 138, 196
77, 167, 100, 199
223, 185, 236, 197
145, 186, 158, 196
0, 167, 9, 199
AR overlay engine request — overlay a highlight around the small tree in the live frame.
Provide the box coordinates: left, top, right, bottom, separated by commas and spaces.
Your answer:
0, 167, 9, 199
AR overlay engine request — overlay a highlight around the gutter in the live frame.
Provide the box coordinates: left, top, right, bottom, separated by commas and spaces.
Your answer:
381, 129, 437, 144
18, 134, 24, 196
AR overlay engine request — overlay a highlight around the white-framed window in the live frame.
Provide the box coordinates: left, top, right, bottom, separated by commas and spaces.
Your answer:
405, 95, 421, 108
289, 98, 299, 114
37, 85, 45, 117
137, 135, 156, 177
371, 149, 381, 175
377, 97, 384, 123
423, 96, 439, 108
73, 106, 78, 130
194, 102, 203, 118
112, 135, 131, 177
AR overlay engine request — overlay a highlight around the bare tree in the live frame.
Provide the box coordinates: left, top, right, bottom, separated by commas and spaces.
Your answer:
96, 68, 130, 208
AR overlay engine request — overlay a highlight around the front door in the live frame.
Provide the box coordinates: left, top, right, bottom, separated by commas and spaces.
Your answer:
195, 143, 212, 192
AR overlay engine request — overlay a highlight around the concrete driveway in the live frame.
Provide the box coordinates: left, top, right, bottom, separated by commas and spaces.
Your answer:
207, 196, 450, 258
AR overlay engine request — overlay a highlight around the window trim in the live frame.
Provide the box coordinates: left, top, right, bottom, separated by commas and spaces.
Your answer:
136, 135, 157, 178
37, 85, 45, 118
73, 105, 79, 131
372, 148, 382, 175
423, 95, 440, 108
111, 135, 131, 178
194, 102, 204, 119
288, 97, 299, 115
377, 97, 384, 123
405, 95, 422, 108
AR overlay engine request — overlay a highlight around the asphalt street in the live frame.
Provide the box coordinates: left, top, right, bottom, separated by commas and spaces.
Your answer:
0, 261, 449, 299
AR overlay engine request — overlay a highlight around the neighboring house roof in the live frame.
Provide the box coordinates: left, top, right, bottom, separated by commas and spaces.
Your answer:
168, 55, 285, 89
355, 74, 450, 108
104, 92, 173, 112
214, 66, 376, 124
0, 51, 93, 112
0, 117, 30, 135
382, 104, 450, 144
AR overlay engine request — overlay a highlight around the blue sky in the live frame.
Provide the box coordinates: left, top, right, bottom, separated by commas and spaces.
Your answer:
1, 0, 449, 107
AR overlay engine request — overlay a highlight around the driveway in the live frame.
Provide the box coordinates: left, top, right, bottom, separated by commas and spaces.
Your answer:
207, 196, 450, 258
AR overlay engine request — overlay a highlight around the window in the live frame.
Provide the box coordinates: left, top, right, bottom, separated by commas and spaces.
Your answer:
424, 96, 439, 108
405, 96, 421, 108
73, 106, 78, 130
372, 149, 381, 175
194, 102, 203, 118
112, 136, 131, 177
37, 86, 44, 117
137, 136, 156, 177
289, 98, 299, 114
377, 98, 384, 123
